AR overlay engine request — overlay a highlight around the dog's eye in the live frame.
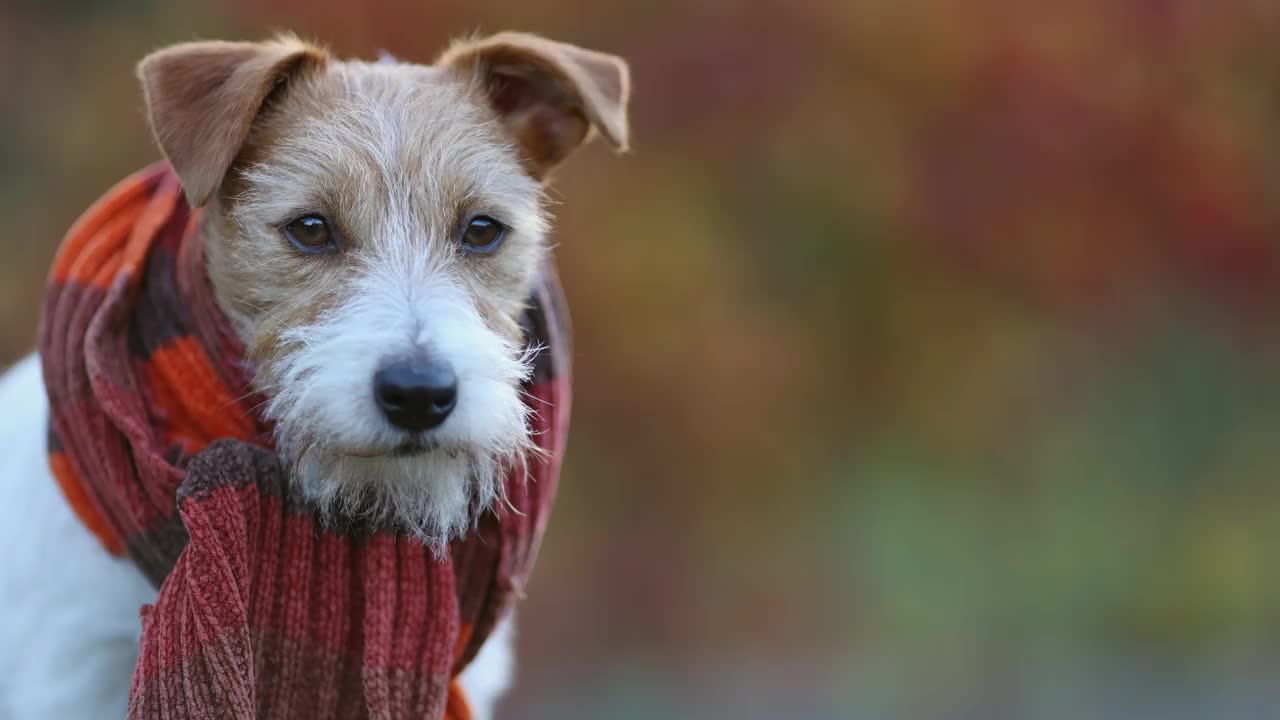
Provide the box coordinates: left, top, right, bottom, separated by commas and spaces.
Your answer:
461, 216, 505, 253
283, 215, 337, 253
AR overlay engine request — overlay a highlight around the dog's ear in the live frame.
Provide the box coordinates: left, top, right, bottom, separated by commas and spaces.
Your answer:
439, 32, 630, 178
137, 36, 328, 207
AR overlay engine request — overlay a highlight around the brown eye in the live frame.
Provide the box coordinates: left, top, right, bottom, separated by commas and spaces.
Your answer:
284, 215, 337, 253
461, 215, 505, 253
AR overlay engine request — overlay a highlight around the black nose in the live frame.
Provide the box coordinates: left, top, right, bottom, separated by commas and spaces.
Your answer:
373, 358, 458, 432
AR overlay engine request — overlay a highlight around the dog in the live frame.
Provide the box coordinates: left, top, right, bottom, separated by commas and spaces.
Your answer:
0, 31, 629, 718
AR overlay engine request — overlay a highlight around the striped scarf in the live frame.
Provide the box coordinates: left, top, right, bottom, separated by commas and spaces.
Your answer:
38, 163, 570, 719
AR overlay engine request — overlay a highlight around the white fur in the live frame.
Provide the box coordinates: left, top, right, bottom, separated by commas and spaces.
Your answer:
0, 354, 515, 718
264, 250, 537, 548
0, 354, 155, 719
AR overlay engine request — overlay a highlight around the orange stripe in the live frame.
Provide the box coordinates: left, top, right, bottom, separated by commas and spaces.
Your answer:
145, 336, 256, 453
454, 623, 474, 661
49, 451, 125, 555
120, 175, 182, 278
62, 207, 139, 291
444, 681, 473, 720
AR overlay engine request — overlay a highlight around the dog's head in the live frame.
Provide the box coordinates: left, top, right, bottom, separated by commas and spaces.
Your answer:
136, 33, 629, 545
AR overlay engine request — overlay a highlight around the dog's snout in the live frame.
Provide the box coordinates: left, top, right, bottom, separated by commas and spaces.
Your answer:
373, 358, 457, 432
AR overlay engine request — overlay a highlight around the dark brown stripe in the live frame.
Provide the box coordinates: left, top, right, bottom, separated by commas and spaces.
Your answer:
46, 420, 63, 454
126, 516, 189, 589
176, 439, 286, 503
128, 244, 190, 360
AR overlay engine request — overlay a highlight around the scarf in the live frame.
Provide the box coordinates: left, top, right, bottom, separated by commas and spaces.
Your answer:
38, 163, 570, 719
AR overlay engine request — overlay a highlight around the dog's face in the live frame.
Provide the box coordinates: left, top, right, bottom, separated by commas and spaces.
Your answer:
137, 34, 629, 545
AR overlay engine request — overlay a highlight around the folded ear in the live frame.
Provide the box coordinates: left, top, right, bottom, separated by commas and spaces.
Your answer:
137, 36, 328, 207
438, 32, 631, 178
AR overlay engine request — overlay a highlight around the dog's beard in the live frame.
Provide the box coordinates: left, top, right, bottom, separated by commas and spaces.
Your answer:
290, 440, 529, 549
257, 264, 538, 549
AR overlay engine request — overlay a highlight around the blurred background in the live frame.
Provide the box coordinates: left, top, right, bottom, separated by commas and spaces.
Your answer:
4, 1, 1280, 718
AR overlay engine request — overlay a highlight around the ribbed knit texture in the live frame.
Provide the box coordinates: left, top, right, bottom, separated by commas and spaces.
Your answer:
38, 163, 571, 719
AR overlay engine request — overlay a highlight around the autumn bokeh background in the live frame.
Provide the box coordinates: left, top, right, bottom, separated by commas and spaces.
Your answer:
4, 1, 1280, 718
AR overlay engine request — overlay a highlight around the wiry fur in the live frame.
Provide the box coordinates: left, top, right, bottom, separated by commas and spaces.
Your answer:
264, 265, 540, 546
206, 60, 554, 546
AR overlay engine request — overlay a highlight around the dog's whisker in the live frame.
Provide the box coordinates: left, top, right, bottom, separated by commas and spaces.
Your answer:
218, 387, 267, 411
229, 297, 286, 325
517, 389, 553, 408
235, 396, 275, 421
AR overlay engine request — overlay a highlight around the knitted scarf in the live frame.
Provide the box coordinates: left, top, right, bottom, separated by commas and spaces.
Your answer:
38, 163, 570, 719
